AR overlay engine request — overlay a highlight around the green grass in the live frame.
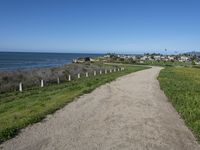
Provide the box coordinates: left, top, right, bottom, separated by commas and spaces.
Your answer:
158, 67, 200, 140
139, 60, 191, 66
0, 65, 149, 142
108, 60, 191, 67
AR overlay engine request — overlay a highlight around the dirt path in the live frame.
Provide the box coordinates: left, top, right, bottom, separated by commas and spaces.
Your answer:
1, 67, 200, 150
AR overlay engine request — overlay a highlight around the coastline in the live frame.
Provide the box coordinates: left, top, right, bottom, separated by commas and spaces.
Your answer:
0, 52, 103, 71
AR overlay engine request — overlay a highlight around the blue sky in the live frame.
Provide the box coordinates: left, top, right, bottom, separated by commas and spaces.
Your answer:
0, 0, 200, 54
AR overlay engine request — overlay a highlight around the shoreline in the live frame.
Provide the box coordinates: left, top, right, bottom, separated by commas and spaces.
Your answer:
0, 52, 103, 71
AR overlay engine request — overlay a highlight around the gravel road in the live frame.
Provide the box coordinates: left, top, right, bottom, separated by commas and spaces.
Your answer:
1, 67, 200, 150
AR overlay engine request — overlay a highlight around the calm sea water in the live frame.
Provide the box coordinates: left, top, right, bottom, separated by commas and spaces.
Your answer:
0, 52, 103, 71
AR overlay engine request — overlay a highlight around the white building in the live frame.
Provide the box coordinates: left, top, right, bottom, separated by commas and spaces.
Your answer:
179, 56, 189, 62
140, 56, 148, 61
154, 55, 161, 61
168, 56, 175, 61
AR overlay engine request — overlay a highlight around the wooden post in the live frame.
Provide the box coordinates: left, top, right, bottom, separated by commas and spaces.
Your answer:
41, 79, 44, 87
100, 70, 102, 75
19, 82, 22, 92
78, 73, 80, 79
57, 77, 60, 84
86, 72, 88, 77
94, 71, 96, 76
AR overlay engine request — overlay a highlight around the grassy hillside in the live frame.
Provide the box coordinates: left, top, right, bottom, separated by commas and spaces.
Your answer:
0, 65, 148, 142
158, 67, 200, 140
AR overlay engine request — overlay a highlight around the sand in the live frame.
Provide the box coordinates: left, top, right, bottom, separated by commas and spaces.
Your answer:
1, 67, 199, 150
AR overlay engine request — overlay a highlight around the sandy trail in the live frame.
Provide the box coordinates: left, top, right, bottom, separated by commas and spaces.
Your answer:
1, 67, 200, 150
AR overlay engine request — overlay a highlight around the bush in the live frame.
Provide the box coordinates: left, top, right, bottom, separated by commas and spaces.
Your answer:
0, 63, 118, 93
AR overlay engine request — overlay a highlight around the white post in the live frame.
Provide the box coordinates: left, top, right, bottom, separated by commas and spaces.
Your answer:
68, 75, 71, 81
86, 72, 88, 77
118, 68, 120, 71
19, 82, 23, 92
114, 68, 116, 72
57, 77, 60, 84
105, 70, 107, 74
100, 70, 102, 75
121, 68, 123, 71
41, 79, 44, 87
94, 71, 96, 76
78, 73, 80, 79
110, 69, 112, 73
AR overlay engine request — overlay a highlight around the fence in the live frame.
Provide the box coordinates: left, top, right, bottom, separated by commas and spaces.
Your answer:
17, 67, 125, 92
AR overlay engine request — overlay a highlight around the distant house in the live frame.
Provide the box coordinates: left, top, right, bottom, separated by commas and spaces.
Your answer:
140, 56, 148, 61
154, 55, 161, 61
179, 56, 189, 62
132, 56, 136, 60
160, 56, 166, 61
147, 56, 154, 61
104, 55, 111, 58
72, 57, 96, 63
167, 56, 175, 61
72, 58, 85, 63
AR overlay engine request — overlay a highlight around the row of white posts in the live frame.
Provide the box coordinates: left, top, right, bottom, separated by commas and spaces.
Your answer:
18, 67, 125, 92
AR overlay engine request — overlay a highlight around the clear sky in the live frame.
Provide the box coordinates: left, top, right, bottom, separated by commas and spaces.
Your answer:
0, 0, 200, 54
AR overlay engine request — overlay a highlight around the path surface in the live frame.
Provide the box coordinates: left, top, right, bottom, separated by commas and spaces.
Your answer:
1, 67, 200, 150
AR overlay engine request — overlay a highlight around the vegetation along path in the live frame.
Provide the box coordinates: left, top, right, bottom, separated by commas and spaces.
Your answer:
1, 67, 200, 150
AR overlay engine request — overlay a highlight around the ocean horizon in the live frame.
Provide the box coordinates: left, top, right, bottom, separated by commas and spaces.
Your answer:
0, 52, 103, 71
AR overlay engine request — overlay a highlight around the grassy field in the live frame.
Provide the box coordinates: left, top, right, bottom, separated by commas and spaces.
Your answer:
0, 65, 148, 142
158, 67, 200, 140
108, 60, 191, 67
140, 60, 191, 66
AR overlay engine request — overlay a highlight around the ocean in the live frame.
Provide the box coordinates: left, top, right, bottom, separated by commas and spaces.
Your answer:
0, 52, 103, 71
